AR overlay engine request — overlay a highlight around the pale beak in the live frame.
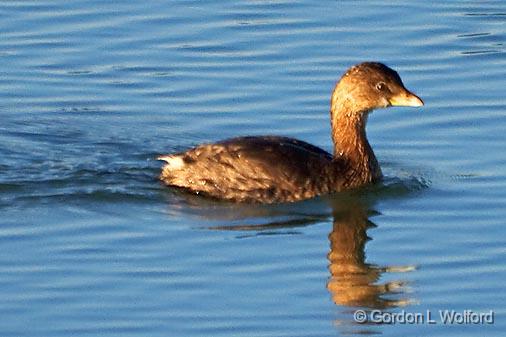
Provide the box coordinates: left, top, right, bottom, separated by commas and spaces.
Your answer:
389, 89, 424, 107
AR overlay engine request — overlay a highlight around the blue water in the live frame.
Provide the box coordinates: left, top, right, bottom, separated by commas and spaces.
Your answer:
1, 1, 505, 336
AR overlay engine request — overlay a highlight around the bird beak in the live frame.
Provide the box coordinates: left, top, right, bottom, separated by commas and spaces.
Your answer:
389, 89, 424, 107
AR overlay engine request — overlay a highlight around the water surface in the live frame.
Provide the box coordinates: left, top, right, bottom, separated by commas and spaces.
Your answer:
1, 1, 505, 336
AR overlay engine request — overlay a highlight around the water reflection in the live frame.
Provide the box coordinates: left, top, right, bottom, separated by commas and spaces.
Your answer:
327, 196, 414, 309
187, 191, 416, 310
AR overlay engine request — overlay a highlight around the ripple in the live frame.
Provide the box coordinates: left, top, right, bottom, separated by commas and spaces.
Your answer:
1, 0, 506, 336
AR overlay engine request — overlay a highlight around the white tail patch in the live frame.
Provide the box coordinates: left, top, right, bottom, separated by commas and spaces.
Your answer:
157, 154, 185, 169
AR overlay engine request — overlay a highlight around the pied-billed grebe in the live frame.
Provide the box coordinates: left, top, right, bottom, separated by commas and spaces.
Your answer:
158, 62, 423, 203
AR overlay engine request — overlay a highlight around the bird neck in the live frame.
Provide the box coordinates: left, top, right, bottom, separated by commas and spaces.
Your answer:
330, 99, 381, 185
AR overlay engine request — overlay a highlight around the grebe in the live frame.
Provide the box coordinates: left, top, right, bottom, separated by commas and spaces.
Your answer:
158, 62, 423, 203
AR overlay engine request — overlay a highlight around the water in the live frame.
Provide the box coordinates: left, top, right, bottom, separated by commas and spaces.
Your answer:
1, 1, 505, 336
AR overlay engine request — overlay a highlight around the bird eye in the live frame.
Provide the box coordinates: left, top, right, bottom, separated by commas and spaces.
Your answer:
375, 82, 386, 91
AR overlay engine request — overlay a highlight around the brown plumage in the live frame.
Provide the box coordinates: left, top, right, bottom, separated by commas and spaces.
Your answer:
158, 62, 423, 203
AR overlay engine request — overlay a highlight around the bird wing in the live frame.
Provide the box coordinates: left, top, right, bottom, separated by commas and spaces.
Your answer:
161, 136, 337, 202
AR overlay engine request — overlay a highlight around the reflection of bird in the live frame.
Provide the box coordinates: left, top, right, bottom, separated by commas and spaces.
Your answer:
158, 62, 423, 203
327, 197, 414, 309
193, 191, 415, 309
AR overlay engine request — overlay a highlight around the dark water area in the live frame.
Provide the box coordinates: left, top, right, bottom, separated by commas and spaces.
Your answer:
1, 1, 505, 336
